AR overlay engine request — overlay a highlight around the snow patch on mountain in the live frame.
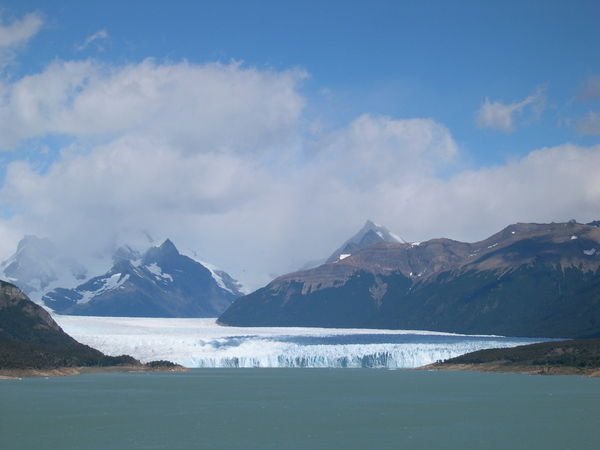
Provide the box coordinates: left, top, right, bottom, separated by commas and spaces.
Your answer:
79, 273, 130, 304
145, 263, 173, 282
181, 248, 247, 295
198, 260, 233, 292
42, 239, 243, 317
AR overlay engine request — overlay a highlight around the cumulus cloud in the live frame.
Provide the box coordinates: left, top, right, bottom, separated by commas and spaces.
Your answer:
76, 29, 109, 52
0, 59, 306, 150
476, 89, 546, 132
576, 111, 600, 135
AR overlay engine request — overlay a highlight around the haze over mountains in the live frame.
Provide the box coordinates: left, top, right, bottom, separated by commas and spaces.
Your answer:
1, 237, 243, 318
0, 236, 88, 302
220, 220, 600, 338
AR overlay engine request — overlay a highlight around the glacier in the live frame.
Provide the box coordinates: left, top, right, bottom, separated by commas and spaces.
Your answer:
53, 316, 548, 369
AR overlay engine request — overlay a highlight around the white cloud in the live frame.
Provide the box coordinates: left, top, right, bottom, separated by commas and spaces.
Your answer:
576, 111, 600, 135
76, 29, 109, 52
0, 12, 43, 48
476, 89, 546, 132
0, 55, 598, 289
386, 144, 600, 242
0, 11, 43, 70
0, 59, 306, 150
319, 114, 457, 169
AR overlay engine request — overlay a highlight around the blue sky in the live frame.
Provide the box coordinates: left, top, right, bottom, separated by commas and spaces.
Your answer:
3, 0, 599, 162
0, 1, 599, 285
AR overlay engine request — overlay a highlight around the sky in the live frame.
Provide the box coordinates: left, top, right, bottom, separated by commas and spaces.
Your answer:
0, 0, 599, 288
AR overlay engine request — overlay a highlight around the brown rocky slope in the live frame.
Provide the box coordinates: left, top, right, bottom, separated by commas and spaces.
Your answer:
219, 221, 600, 338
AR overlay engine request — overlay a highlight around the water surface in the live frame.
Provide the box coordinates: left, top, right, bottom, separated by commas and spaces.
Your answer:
2, 369, 599, 449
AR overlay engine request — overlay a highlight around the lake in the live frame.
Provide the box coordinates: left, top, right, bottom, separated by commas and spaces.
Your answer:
1, 369, 599, 449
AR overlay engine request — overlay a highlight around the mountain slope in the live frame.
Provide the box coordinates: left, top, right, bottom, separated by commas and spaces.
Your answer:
43, 239, 242, 317
424, 338, 600, 376
219, 221, 600, 338
0, 280, 137, 369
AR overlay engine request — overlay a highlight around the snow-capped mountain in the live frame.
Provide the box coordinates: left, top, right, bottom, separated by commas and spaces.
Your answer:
302, 220, 404, 270
326, 220, 404, 263
43, 239, 243, 317
0, 235, 88, 302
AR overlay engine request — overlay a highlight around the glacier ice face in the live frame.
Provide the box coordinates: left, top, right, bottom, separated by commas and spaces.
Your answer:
54, 316, 547, 369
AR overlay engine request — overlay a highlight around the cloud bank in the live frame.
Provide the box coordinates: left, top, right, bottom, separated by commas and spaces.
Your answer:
0, 14, 598, 288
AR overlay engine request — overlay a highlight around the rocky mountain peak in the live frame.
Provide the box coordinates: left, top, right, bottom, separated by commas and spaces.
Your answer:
142, 239, 180, 265
325, 220, 402, 263
42, 237, 242, 318
160, 238, 178, 252
157, 238, 180, 258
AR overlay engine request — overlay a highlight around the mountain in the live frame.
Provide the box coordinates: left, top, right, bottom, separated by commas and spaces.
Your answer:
0, 279, 138, 370
302, 220, 403, 270
43, 239, 243, 317
0, 236, 88, 302
219, 221, 600, 338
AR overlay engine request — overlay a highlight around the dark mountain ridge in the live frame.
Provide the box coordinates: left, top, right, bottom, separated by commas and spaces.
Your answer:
219, 221, 600, 338
424, 338, 600, 376
0, 280, 137, 370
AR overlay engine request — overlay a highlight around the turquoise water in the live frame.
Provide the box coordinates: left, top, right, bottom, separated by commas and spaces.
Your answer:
1, 369, 599, 449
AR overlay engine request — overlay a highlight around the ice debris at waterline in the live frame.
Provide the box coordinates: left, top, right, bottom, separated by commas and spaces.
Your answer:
53, 316, 547, 369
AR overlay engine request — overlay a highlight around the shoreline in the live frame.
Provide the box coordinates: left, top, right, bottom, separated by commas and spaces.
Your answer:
416, 362, 600, 377
0, 364, 189, 380
4, 363, 600, 378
